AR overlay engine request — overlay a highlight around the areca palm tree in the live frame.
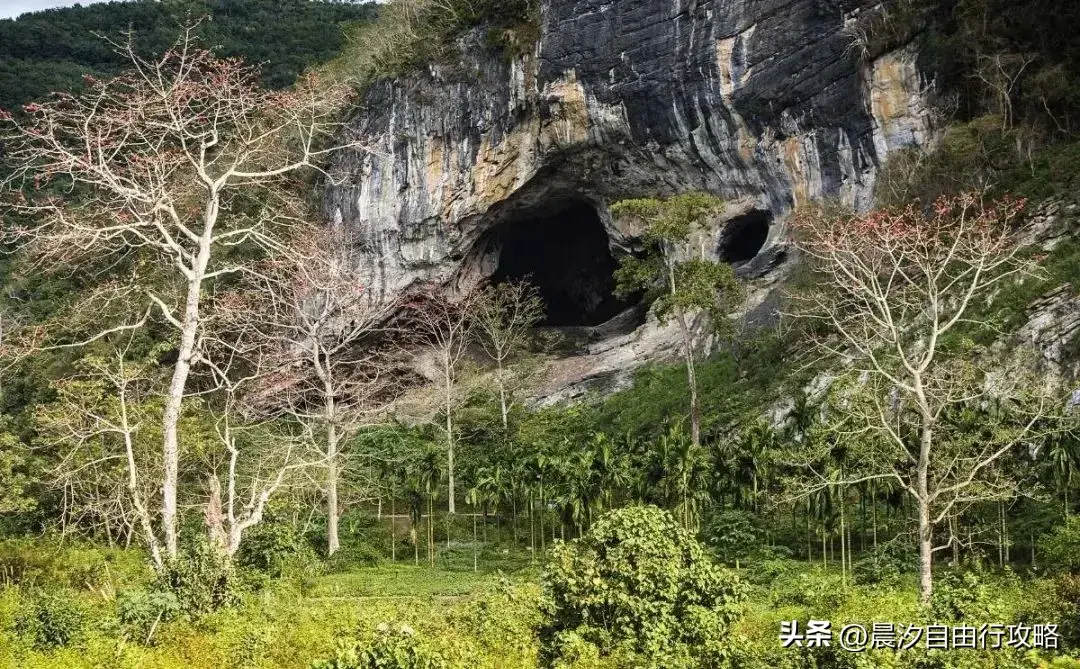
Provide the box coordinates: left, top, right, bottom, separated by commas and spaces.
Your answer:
588, 431, 632, 516
655, 422, 712, 532
729, 420, 775, 513
410, 445, 443, 567
1045, 429, 1080, 518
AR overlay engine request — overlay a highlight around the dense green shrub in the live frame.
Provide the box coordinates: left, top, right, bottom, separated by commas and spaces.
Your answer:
704, 508, 769, 565
116, 588, 181, 645
1040, 517, 1080, 574
13, 588, 87, 649
930, 567, 1018, 622
539, 505, 745, 669
156, 539, 239, 617
310, 623, 449, 669
237, 521, 324, 579
853, 541, 916, 585
767, 568, 848, 613
742, 546, 800, 586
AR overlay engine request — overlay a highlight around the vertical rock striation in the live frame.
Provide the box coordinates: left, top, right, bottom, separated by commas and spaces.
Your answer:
324, 0, 934, 398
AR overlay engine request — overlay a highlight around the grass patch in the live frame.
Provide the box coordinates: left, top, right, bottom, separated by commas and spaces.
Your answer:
309, 564, 493, 599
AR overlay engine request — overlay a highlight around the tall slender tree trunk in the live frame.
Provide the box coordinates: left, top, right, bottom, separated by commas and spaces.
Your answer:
998, 501, 1006, 568
860, 489, 866, 553
497, 358, 509, 432
675, 308, 701, 449
444, 360, 456, 515
667, 255, 701, 449
914, 388, 935, 605
391, 498, 396, 562
162, 281, 205, 558
840, 489, 847, 585
326, 421, 340, 556
872, 481, 879, 549
1003, 501, 1011, 564
512, 497, 518, 543
950, 515, 959, 565
120, 380, 162, 570
539, 480, 545, 552
161, 203, 218, 559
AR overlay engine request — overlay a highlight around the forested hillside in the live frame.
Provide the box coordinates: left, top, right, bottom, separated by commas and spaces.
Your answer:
2, 0, 1080, 668
0, 0, 377, 110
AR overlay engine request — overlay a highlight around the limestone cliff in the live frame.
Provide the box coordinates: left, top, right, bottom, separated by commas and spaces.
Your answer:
324, 0, 934, 401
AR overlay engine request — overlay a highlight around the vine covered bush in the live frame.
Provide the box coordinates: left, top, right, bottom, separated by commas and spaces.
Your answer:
310, 623, 449, 669
539, 505, 745, 668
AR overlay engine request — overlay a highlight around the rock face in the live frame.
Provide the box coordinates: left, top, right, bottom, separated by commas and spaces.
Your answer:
324, 0, 933, 400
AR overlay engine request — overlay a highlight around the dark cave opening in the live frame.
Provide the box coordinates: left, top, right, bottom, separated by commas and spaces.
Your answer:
719, 210, 771, 264
489, 200, 633, 328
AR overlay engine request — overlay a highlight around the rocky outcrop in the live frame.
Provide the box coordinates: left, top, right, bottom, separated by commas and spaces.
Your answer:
324, 0, 934, 400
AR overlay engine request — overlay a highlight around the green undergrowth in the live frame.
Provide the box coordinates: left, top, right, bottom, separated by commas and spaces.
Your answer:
595, 328, 816, 442
323, 0, 539, 88
3, 541, 1080, 668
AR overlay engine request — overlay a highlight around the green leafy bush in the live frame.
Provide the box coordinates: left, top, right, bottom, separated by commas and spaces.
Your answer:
14, 588, 87, 649
156, 539, 239, 617
237, 521, 324, 579
929, 567, 1017, 622
853, 541, 916, 585
704, 509, 769, 565
116, 588, 180, 645
310, 623, 449, 669
328, 0, 539, 83
768, 568, 847, 613
742, 546, 800, 586
1040, 516, 1080, 573
539, 505, 745, 669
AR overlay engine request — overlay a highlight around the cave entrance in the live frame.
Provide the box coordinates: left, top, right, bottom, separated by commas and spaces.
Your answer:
719, 210, 770, 264
489, 200, 631, 327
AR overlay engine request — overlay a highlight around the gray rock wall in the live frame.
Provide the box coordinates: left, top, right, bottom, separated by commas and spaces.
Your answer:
323, 0, 933, 398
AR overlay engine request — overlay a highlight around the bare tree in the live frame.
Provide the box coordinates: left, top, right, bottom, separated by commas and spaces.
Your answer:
217, 226, 401, 555
785, 193, 1061, 603
0, 27, 365, 559
35, 346, 164, 569
974, 52, 1038, 131
202, 393, 313, 560
406, 288, 478, 515
475, 281, 544, 432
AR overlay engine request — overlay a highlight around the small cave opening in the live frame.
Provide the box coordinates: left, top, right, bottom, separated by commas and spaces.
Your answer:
719, 210, 771, 264
488, 200, 634, 328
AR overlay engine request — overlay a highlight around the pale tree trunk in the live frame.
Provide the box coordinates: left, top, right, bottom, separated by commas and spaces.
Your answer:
205, 474, 226, 551
497, 357, 509, 432
161, 293, 200, 559
118, 376, 163, 571
917, 418, 934, 605
444, 357, 456, 515
840, 486, 847, 586
161, 205, 217, 559
312, 341, 343, 557
667, 254, 701, 449
326, 417, 340, 556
